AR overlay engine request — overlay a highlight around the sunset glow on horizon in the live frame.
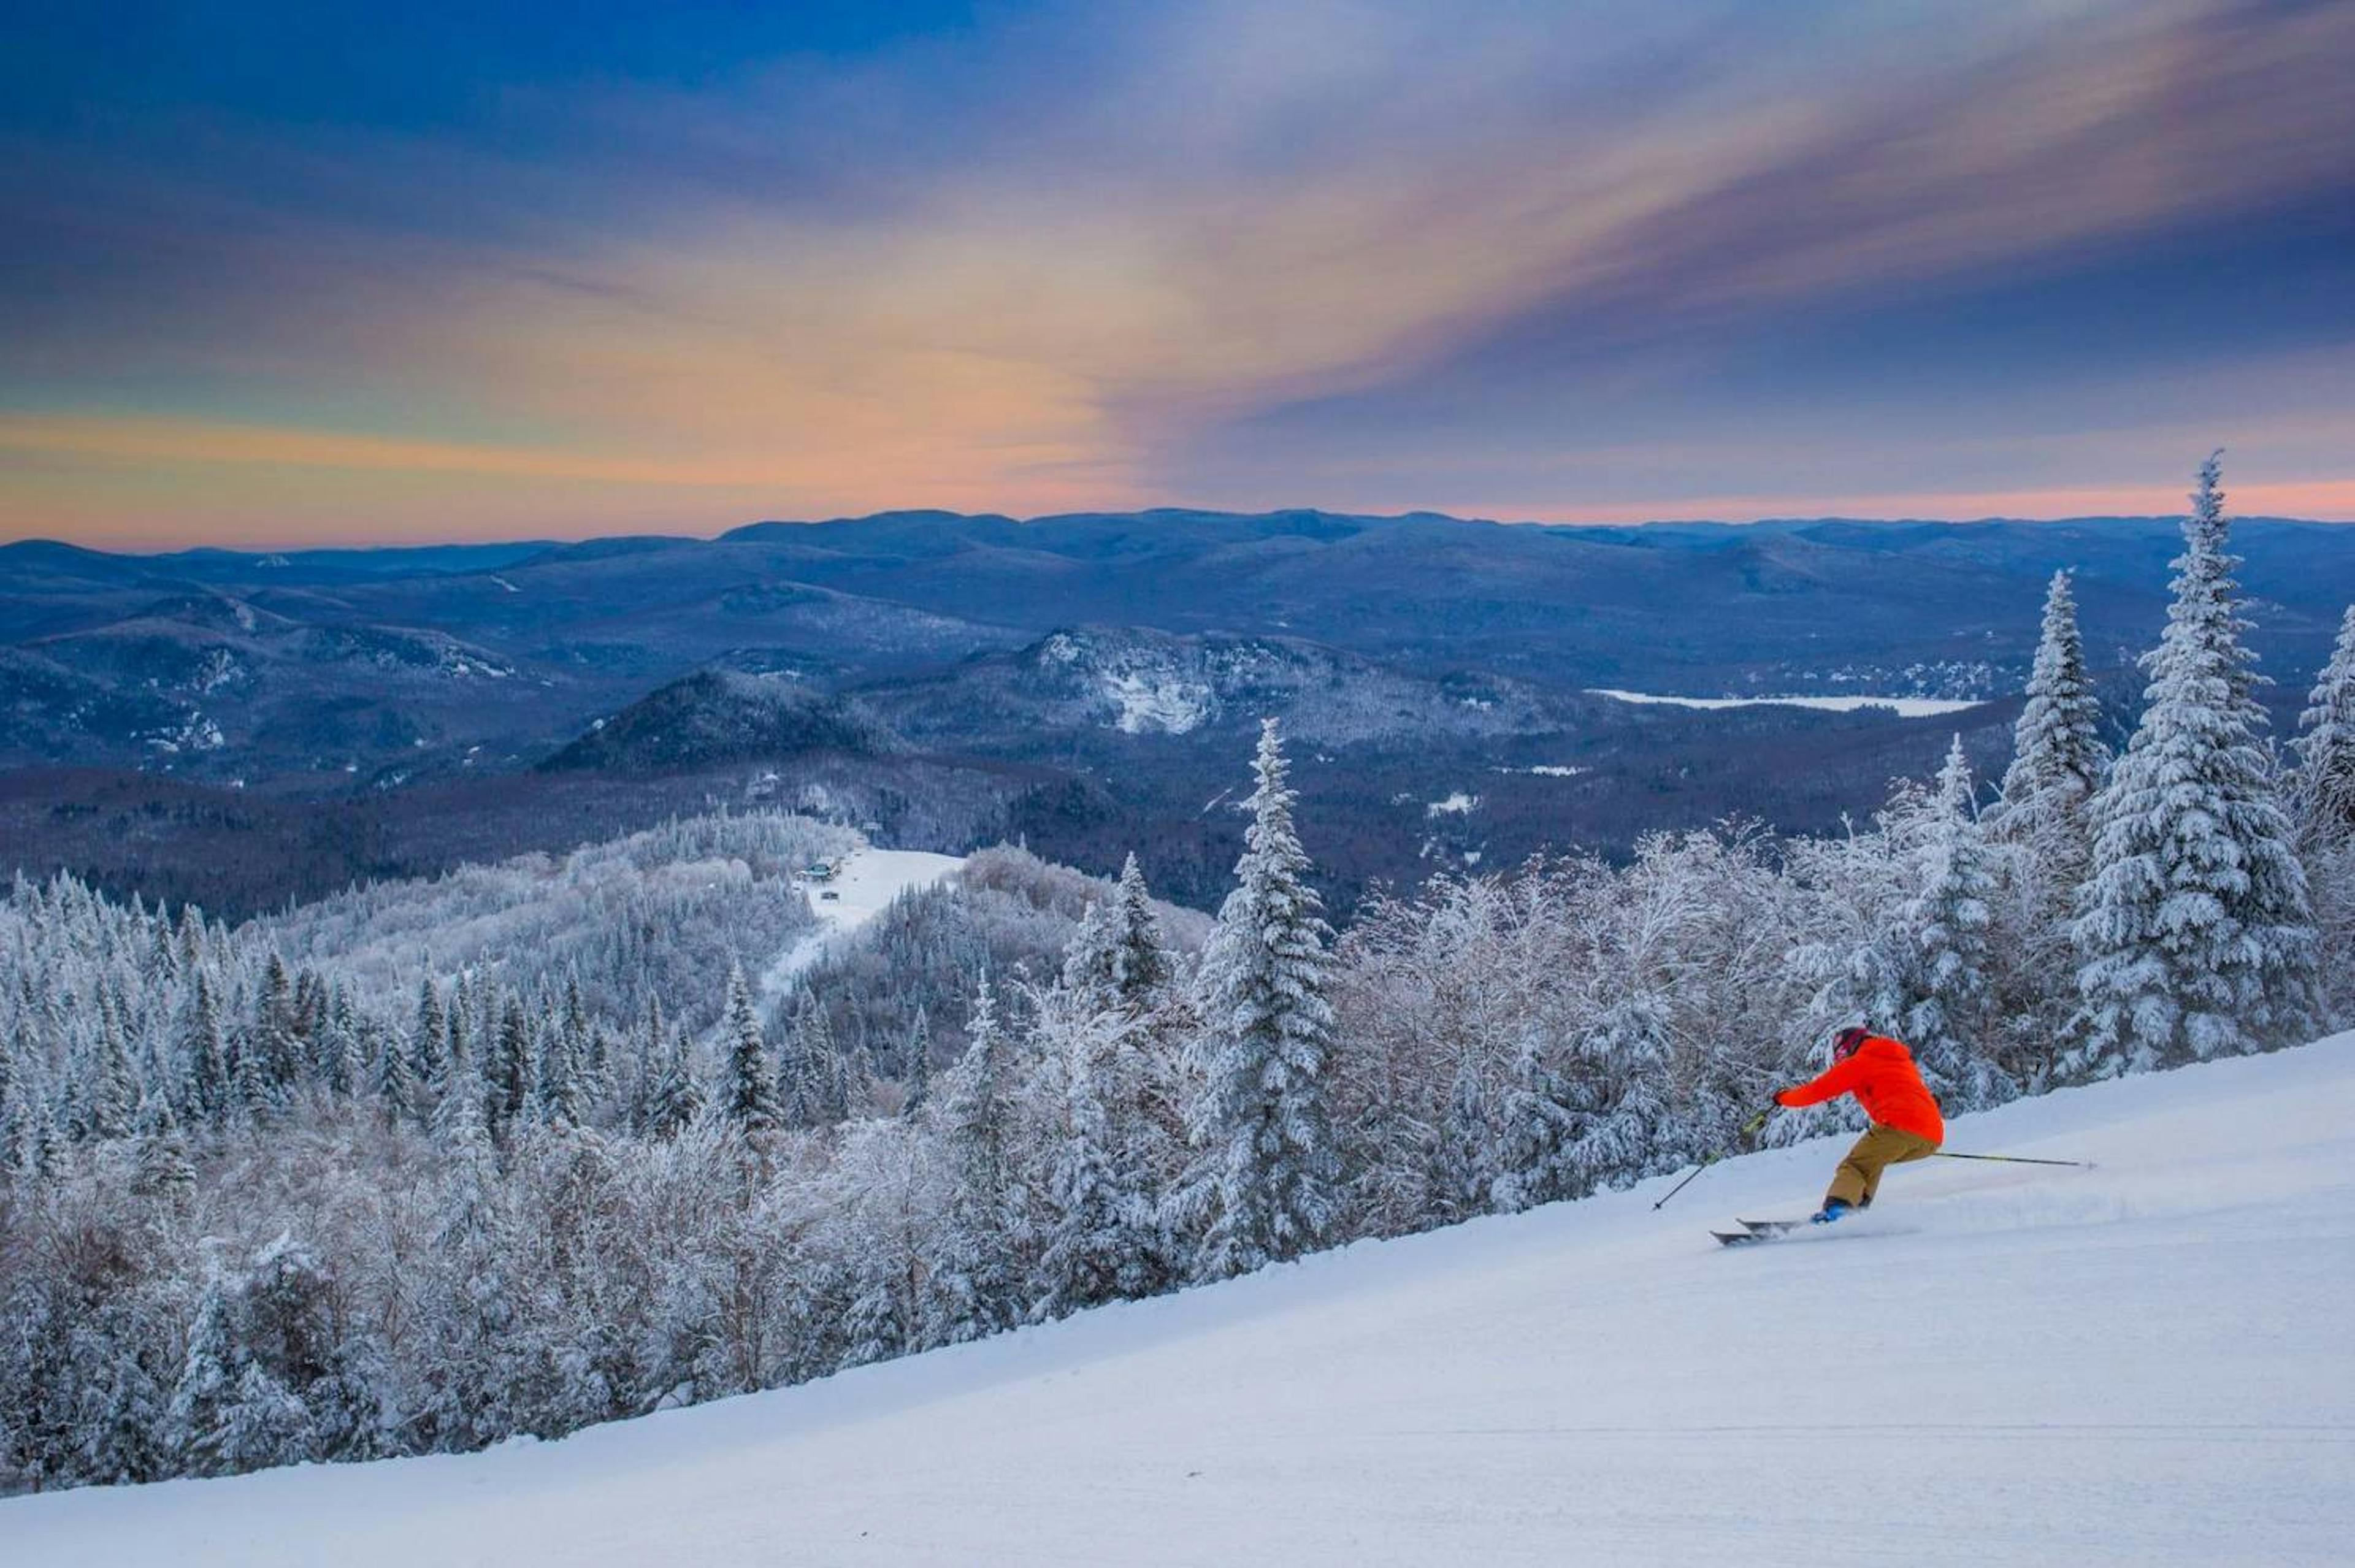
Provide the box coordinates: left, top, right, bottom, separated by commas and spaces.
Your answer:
6, 1, 2353, 549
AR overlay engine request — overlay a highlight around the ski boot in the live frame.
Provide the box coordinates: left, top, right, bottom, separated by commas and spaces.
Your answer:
1809, 1198, 1854, 1226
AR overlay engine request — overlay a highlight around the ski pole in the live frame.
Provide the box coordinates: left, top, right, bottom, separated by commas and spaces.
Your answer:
1933, 1150, 2094, 1169
1652, 1153, 1719, 1210
1652, 1110, 1768, 1209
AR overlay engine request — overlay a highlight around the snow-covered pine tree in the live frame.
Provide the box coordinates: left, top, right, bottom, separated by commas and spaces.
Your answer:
835, 1025, 878, 1123
372, 1015, 425, 1127
1997, 568, 2108, 870
72, 1306, 166, 1485
1110, 852, 1171, 1008
85, 992, 136, 1142
900, 1008, 933, 1116
163, 1261, 242, 1477
0, 1028, 31, 1176
429, 1001, 480, 1146
251, 955, 301, 1100
1490, 1025, 1580, 1212
131, 1088, 197, 1203
924, 973, 1024, 1343
489, 1000, 532, 1133
1179, 718, 1340, 1280
2292, 603, 2355, 840
1031, 995, 1156, 1320
2066, 455, 2323, 1077
230, 998, 283, 1128
1433, 1052, 1497, 1222
533, 1007, 583, 1129
2291, 605, 2355, 1029
211, 1361, 314, 1475
1564, 994, 1675, 1196
719, 962, 783, 1133
319, 990, 364, 1099
642, 1016, 705, 1139
409, 979, 448, 1089
238, 1233, 378, 1463
780, 996, 841, 1127
1059, 900, 1120, 1006
1902, 737, 2012, 1108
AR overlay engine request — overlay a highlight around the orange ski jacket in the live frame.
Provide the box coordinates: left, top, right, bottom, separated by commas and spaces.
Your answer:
1774, 1034, 1945, 1144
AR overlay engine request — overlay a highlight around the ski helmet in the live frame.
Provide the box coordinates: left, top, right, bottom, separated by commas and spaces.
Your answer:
1829, 1026, 1871, 1065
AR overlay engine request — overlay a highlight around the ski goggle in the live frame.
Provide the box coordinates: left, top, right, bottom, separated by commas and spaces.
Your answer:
1830, 1027, 1871, 1063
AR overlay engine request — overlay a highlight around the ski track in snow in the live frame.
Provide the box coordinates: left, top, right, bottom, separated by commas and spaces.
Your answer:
12, 1034, 2355, 1566
756, 845, 965, 1002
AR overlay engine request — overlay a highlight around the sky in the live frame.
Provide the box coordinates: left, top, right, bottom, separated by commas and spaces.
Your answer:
3, 0, 2352, 549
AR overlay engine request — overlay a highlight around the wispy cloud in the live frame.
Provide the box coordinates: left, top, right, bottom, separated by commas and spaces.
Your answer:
3, 0, 2350, 544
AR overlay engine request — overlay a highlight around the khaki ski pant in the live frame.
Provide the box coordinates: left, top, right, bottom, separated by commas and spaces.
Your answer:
1826, 1125, 1939, 1207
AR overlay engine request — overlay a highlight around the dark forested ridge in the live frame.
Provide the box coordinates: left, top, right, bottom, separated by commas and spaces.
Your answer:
6, 509, 2348, 916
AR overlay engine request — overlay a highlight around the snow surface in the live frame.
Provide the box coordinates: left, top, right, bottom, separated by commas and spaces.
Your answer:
15, 1035, 2355, 1567
757, 844, 965, 998
1103, 670, 1213, 735
1589, 687, 1985, 717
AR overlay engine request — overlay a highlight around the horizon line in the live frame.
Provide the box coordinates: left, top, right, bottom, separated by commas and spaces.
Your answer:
10, 505, 2355, 560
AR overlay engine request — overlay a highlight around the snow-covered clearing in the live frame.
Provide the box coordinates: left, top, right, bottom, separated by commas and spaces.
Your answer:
15, 1034, 2353, 1566
757, 844, 965, 998
1103, 671, 1212, 735
1589, 687, 1985, 717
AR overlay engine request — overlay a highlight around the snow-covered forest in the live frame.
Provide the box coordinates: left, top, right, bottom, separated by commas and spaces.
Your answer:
3, 464, 2352, 1494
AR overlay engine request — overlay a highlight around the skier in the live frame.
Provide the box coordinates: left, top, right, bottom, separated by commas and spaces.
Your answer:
1772, 1027, 1945, 1223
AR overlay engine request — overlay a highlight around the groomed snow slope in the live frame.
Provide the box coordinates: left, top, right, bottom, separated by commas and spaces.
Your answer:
758, 844, 966, 998
15, 1035, 2354, 1567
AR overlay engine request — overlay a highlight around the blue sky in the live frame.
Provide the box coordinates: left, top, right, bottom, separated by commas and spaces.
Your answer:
3, 0, 2351, 546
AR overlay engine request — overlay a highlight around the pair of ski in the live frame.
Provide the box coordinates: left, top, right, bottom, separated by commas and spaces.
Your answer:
1710, 1217, 1817, 1247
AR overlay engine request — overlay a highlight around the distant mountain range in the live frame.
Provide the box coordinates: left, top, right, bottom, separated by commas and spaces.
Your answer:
4, 508, 2349, 914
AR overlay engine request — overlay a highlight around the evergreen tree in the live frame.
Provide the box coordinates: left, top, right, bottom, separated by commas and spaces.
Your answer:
1032, 998, 1156, 1320
781, 996, 842, 1126
0, 1028, 31, 1175
534, 1003, 586, 1129
213, 1361, 315, 1474
252, 955, 302, 1098
1903, 738, 2011, 1107
1059, 900, 1120, 1006
1490, 1026, 1580, 1213
132, 1088, 198, 1204
163, 1263, 242, 1477
489, 1000, 532, 1133
1565, 996, 1674, 1195
430, 1001, 481, 1147
410, 979, 448, 1089
1997, 568, 2108, 869
72, 1306, 166, 1484
900, 1008, 933, 1116
924, 974, 1023, 1343
323, 991, 366, 1100
86, 990, 137, 1142
643, 1017, 705, 1140
1179, 719, 1339, 1280
718, 963, 783, 1133
2067, 456, 2322, 1076
824, 1023, 878, 1124
1109, 852, 1172, 1009
1433, 1053, 1496, 1223
366, 1014, 420, 1126
231, 1005, 283, 1127
2292, 603, 2355, 839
